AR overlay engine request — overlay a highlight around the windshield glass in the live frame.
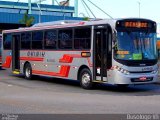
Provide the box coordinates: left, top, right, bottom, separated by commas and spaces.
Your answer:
115, 31, 157, 60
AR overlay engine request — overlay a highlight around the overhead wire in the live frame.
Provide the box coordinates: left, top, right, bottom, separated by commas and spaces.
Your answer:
86, 0, 113, 19
80, 0, 90, 18
81, 0, 96, 19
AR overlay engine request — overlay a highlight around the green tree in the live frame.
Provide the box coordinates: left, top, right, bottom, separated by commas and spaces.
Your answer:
83, 17, 90, 21
19, 12, 34, 27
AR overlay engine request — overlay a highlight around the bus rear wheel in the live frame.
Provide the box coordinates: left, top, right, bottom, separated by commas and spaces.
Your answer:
79, 68, 93, 89
24, 63, 32, 80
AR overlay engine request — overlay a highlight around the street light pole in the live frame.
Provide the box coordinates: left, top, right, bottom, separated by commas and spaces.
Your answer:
137, 1, 140, 18
28, 0, 32, 14
35, 0, 46, 23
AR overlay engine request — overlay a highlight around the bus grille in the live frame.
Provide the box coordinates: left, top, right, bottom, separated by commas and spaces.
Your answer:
131, 77, 153, 82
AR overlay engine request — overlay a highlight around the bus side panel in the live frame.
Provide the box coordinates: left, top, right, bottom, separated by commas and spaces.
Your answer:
19, 51, 92, 80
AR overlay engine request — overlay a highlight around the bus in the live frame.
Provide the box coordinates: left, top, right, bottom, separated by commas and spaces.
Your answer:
2, 18, 158, 89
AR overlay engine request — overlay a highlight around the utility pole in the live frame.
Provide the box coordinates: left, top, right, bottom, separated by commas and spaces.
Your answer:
74, 0, 78, 17
137, 1, 141, 18
52, 0, 55, 5
35, 0, 46, 23
28, 0, 32, 14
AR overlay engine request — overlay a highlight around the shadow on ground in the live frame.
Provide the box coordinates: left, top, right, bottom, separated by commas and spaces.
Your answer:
9, 73, 160, 96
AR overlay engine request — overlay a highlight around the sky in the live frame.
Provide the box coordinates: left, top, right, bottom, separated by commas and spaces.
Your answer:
1, 0, 160, 33
2, 0, 160, 23
1, 0, 159, 22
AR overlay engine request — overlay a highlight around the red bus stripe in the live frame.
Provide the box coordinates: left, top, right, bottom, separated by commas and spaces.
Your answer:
2, 56, 12, 68
59, 54, 81, 63
20, 57, 44, 61
32, 66, 70, 77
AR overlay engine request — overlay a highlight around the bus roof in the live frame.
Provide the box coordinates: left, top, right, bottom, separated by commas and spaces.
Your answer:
2, 19, 117, 34
2, 18, 156, 34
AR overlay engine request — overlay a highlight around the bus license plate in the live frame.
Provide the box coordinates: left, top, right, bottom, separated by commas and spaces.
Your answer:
139, 77, 147, 81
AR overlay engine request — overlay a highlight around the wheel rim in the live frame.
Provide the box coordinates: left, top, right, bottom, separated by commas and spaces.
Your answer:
25, 67, 31, 78
81, 73, 91, 87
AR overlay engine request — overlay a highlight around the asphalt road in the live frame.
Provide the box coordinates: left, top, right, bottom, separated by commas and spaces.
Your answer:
0, 68, 160, 114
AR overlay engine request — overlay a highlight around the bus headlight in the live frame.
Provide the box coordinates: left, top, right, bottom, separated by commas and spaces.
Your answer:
114, 66, 130, 75
123, 70, 130, 75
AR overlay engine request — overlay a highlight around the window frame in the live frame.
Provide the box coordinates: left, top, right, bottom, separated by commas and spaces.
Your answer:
44, 29, 58, 50
3, 33, 12, 50
58, 28, 74, 50
73, 26, 92, 50
20, 32, 32, 50
31, 30, 44, 50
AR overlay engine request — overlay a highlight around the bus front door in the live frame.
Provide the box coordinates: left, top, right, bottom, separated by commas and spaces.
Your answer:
12, 34, 20, 73
93, 26, 108, 82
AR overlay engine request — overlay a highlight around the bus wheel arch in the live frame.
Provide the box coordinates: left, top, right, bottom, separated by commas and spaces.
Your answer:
78, 65, 93, 89
23, 62, 32, 80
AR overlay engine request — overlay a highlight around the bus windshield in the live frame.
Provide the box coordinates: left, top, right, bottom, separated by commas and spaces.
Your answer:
115, 31, 157, 61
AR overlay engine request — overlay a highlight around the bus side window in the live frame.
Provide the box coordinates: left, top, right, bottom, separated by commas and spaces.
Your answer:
3, 34, 12, 50
58, 29, 73, 49
32, 31, 43, 49
44, 30, 57, 49
74, 27, 91, 49
21, 32, 31, 49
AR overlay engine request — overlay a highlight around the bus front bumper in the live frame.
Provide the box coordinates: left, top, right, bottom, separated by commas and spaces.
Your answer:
113, 71, 158, 85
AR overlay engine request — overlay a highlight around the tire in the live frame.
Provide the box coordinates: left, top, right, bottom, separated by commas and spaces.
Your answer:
79, 68, 93, 89
24, 63, 32, 80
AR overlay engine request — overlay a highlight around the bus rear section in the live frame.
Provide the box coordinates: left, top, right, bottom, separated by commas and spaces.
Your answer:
2, 23, 95, 89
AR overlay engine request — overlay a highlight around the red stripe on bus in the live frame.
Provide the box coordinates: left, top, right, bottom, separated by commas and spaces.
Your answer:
32, 65, 70, 77
2, 56, 12, 68
59, 54, 81, 63
20, 57, 44, 61
59, 55, 73, 63
59, 54, 93, 67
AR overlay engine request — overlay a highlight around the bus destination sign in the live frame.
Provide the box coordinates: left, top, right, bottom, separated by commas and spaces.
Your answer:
125, 22, 148, 28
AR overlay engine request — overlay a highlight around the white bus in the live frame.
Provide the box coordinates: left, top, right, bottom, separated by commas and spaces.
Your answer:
2, 18, 158, 89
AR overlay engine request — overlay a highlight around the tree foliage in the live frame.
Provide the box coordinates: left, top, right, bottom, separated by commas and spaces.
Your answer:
83, 17, 90, 21
19, 12, 34, 27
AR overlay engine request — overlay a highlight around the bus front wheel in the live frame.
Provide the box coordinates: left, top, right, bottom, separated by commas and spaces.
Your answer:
24, 63, 32, 80
79, 68, 93, 89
